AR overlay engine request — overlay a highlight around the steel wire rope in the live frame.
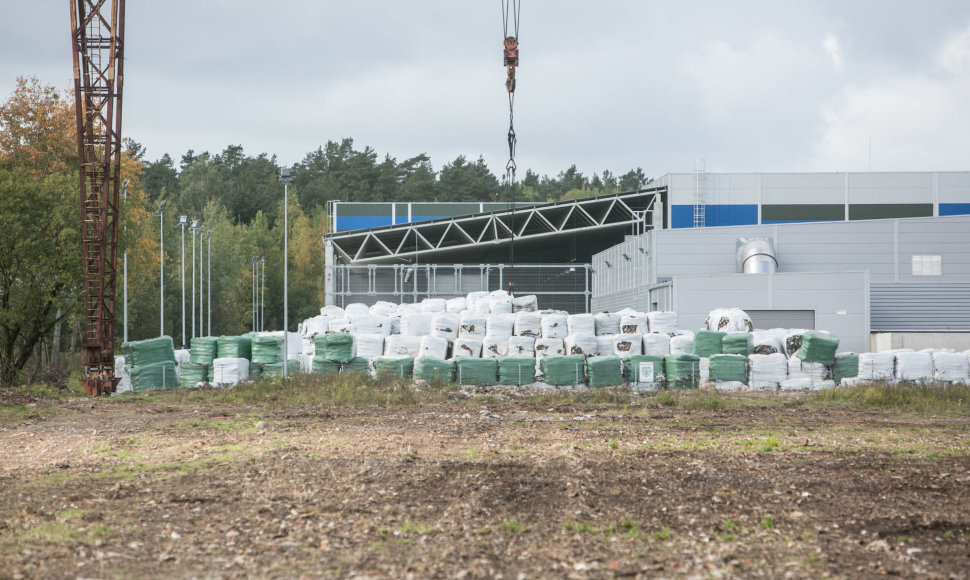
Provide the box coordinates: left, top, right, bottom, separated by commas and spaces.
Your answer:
502, 0, 521, 295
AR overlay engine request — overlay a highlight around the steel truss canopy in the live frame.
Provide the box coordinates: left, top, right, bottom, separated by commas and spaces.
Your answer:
326, 188, 665, 265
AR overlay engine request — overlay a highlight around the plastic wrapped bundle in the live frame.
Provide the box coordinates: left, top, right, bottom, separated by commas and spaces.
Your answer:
374, 356, 414, 379
692, 330, 725, 357
298, 353, 313, 373
747, 353, 787, 390
486, 313, 515, 337
833, 353, 860, 385
541, 355, 586, 386
355, 334, 385, 360
353, 315, 392, 336
455, 358, 498, 386
670, 334, 693, 355
664, 354, 701, 389
567, 313, 595, 336
251, 336, 284, 365
401, 313, 433, 336
419, 335, 449, 360
329, 317, 353, 333
217, 336, 252, 360
594, 313, 621, 336
513, 311, 542, 337
384, 335, 421, 358
858, 352, 895, 382
699, 357, 710, 384
311, 356, 342, 375
121, 336, 176, 367
751, 330, 785, 356
587, 355, 623, 387
498, 357, 536, 385
131, 361, 179, 392
431, 313, 460, 341
459, 312, 488, 339
932, 351, 970, 383
261, 360, 302, 378
487, 294, 513, 314
647, 311, 677, 334
190, 337, 219, 365
715, 381, 745, 391
388, 314, 402, 335
795, 331, 840, 365
619, 313, 649, 335
534, 338, 565, 360
622, 355, 665, 385
706, 307, 753, 332
780, 378, 814, 390
513, 295, 538, 312
369, 301, 398, 317
420, 298, 447, 313
320, 305, 345, 318
783, 330, 808, 358
302, 315, 331, 338
340, 357, 371, 375
482, 335, 509, 359
114, 356, 132, 394
315, 333, 355, 362
721, 332, 753, 356
467, 292, 491, 314
414, 356, 455, 384
541, 313, 568, 339
788, 358, 830, 386
611, 334, 642, 356
446, 297, 467, 313
508, 336, 536, 357
452, 337, 483, 358
178, 362, 209, 388
212, 357, 250, 385
709, 354, 747, 383
564, 334, 598, 356
344, 303, 370, 319
642, 333, 671, 356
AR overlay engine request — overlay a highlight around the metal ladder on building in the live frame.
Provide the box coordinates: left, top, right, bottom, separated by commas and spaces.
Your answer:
693, 159, 706, 228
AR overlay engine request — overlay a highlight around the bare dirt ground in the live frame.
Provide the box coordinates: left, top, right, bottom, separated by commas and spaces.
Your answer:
1, 389, 969, 579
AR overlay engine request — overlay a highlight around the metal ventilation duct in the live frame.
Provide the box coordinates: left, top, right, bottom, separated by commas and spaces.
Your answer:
736, 238, 778, 273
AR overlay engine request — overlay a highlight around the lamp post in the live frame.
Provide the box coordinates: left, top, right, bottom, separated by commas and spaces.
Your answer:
279, 167, 292, 376
121, 179, 130, 343
155, 201, 165, 337
251, 256, 258, 332
260, 256, 266, 332
189, 219, 198, 341
178, 215, 188, 348
199, 225, 204, 337
206, 229, 212, 336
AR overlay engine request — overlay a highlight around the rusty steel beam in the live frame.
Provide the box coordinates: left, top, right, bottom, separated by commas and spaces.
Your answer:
70, 0, 126, 395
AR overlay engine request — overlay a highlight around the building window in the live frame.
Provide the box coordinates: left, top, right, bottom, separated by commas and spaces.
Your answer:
912, 255, 942, 276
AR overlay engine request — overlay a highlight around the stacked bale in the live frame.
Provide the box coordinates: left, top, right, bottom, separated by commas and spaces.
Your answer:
121, 337, 178, 391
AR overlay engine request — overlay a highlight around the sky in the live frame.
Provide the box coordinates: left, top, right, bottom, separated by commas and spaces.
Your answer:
3, 1, 970, 180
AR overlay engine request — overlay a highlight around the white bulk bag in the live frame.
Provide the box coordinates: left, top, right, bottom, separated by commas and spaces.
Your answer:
699, 357, 710, 384
487, 294, 513, 314
114, 356, 132, 394
482, 335, 509, 359
419, 335, 449, 360
612, 334, 643, 356
369, 301, 398, 317
486, 313, 515, 337
420, 298, 447, 313
212, 357, 250, 387
646, 311, 678, 334
567, 313, 595, 336
595, 335, 614, 356
513, 311, 542, 337
747, 353, 787, 390
541, 313, 568, 339
706, 307, 753, 332
715, 381, 745, 392
788, 358, 830, 386
431, 312, 461, 341
932, 351, 970, 383
446, 297, 467, 313
594, 313, 621, 336
894, 351, 934, 382
388, 314, 402, 335
508, 336, 536, 357
468, 294, 491, 314
355, 334, 385, 360
329, 317, 353, 333
352, 315, 392, 336
320, 305, 345, 318
344, 303, 370, 320
384, 335, 422, 358
302, 315, 331, 338
642, 333, 671, 356
780, 377, 814, 390
453, 337, 483, 358
669, 334, 693, 355
400, 312, 433, 336
534, 338, 565, 360
858, 352, 894, 381
751, 329, 786, 356
459, 312, 488, 339
513, 295, 538, 312
620, 313, 649, 335
564, 334, 597, 356
301, 337, 315, 358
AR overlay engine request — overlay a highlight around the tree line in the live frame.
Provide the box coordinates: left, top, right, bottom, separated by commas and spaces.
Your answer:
0, 76, 649, 386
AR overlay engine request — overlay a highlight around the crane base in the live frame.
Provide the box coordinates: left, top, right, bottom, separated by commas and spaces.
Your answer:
81, 378, 119, 396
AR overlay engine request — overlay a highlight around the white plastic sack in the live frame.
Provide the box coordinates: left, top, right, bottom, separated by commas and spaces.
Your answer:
486, 313, 515, 337
699, 357, 710, 384
932, 351, 970, 383
384, 335, 422, 358
788, 358, 830, 386
620, 313, 649, 335
329, 317, 353, 333
487, 294, 513, 314
534, 338, 565, 360
513, 295, 538, 312
301, 315, 331, 338
297, 353, 313, 373
564, 334, 597, 356
747, 353, 787, 389
114, 356, 131, 394
400, 312, 433, 336
320, 305, 345, 318
419, 335, 449, 360
593, 313, 621, 336
670, 335, 693, 355
783, 329, 810, 358
513, 311, 542, 337
595, 335, 614, 356
508, 336, 536, 357
642, 333, 671, 356
895, 351, 934, 382
567, 314, 595, 336
858, 352, 895, 381
751, 329, 786, 356
212, 357, 250, 387
352, 315, 392, 336
780, 377, 814, 391
482, 335, 509, 359
453, 337, 483, 358
467, 294, 491, 314
706, 307, 753, 332
459, 312, 488, 339
345, 303, 370, 320
715, 381, 745, 392
446, 297, 467, 313
431, 312, 460, 341
646, 311, 678, 334
175, 348, 191, 367
302, 337, 315, 358
612, 334, 642, 356
420, 298, 447, 313
369, 301, 398, 317
355, 334, 385, 360
389, 314, 402, 335
541, 313, 568, 339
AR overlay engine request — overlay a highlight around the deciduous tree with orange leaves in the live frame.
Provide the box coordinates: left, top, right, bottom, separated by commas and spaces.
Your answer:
0, 76, 76, 178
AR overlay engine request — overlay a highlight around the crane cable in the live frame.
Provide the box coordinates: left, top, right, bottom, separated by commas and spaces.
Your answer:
502, 0, 520, 295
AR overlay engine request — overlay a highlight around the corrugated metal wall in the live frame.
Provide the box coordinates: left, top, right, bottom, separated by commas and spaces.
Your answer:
871, 283, 970, 331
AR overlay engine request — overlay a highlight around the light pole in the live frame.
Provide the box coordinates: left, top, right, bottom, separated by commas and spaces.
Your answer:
206, 229, 212, 336
280, 167, 292, 376
198, 225, 204, 337
121, 179, 130, 343
155, 201, 165, 337
189, 219, 198, 340
178, 215, 187, 349
251, 256, 258, 332
260, 256, 266, 332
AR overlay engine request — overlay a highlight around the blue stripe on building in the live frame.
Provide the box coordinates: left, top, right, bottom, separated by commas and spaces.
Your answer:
940, 203, 970, 216
670, 204, 759, 228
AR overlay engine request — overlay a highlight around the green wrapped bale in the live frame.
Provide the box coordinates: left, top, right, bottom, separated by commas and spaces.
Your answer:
178, 361, 209, 388
374, 357, 414, 379
311, 356, 342, 375
121, 336, 176, 367
721, 333, 753, 356
260, 360, 302, 378
587, 355, 623, 387
692, 330, 725, 358
130, 361, 178, 392
342, 357, 371, 375
833, 352, 859, 385
315, 333, 355, 363
622, 355, 665, 384
189, 336, 218, 365
414, 357, 455, 384
794, 331, 840, 365
665, 354, 701, 389
251, 336, 283, 365
709, 354, 747, 383
541, 355, 586, 386
455, 358, 498, 386
217, 335, 252, 359
498, 357, 536, 385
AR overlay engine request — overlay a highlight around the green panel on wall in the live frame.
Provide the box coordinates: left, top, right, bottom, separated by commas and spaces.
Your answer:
337, 203, 393, 217
761, 204, 845, 222
849, 204, 933, 220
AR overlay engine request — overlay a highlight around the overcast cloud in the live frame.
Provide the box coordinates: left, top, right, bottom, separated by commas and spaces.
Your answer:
3, 1, 970, 179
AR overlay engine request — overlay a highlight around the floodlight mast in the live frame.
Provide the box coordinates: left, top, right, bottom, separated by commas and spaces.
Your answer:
71, 0, 127, 395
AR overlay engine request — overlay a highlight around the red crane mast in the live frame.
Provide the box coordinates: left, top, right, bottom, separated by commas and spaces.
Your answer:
70, 0, 126, 395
